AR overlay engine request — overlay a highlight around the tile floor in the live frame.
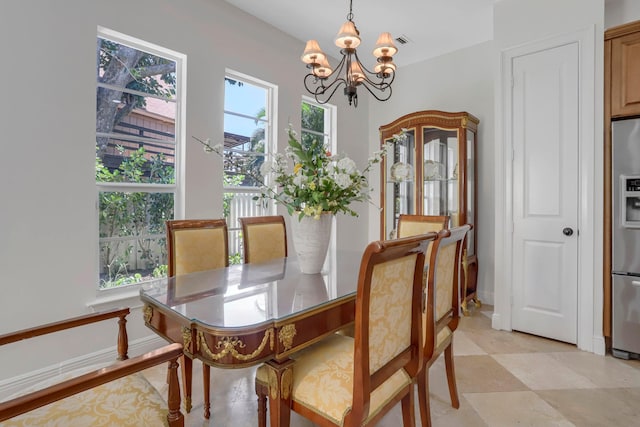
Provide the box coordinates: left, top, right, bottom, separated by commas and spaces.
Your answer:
143, 305, 640, 426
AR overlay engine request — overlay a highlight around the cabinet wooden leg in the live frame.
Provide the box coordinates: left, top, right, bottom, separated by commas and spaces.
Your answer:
461, 299, 470, 316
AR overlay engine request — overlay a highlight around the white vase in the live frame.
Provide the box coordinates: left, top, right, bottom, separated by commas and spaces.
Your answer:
290, 212, 333, 274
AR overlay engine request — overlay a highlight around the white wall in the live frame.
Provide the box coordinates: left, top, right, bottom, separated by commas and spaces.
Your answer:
0, 0, 369, 385
367, 41, 496, 304
606, 0, 640, 28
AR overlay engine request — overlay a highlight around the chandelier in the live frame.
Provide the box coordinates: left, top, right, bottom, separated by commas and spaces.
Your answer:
300, 0, 398, 107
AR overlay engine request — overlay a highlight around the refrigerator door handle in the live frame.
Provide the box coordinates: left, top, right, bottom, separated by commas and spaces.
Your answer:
632, 281, 640, 287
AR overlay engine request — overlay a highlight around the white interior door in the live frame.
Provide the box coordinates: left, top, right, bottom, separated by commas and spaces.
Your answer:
511, 41, 579, 344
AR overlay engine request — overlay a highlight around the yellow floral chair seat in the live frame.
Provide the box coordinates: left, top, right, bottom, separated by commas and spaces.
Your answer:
257, 327, 421, 426
3, 372, 169, 427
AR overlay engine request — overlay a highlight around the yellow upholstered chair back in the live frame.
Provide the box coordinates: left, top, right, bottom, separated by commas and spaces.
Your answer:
397, 214, 449, 238
423, 225, 470, 358
418, 224, 471, 427
166, 219, 229, 277
280, 233, 435, 427
366, 248, 422, 373
239, 215, 287, 264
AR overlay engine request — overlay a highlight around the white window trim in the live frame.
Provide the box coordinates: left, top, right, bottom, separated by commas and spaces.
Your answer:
90, 27, 187, 309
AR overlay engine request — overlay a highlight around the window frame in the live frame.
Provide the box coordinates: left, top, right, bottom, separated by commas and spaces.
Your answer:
94, 26, 186, 297
300, 97, 339, 286
223, 70, 277, 263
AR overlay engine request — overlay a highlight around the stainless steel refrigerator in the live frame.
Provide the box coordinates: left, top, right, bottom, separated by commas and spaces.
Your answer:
612, 117, 640, 359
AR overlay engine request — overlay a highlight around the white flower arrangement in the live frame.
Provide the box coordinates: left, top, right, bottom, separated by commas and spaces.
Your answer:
194, 125, 405, 220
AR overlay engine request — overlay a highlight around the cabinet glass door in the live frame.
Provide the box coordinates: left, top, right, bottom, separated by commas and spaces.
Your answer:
422, 128, 459, 223
384, 129, 415, 239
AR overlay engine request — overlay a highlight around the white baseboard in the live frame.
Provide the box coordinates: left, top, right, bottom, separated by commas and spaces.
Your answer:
592, 335, 606, 356
491, 312, 505, 330
476, 289, 494, 307
0, 334, 166, 401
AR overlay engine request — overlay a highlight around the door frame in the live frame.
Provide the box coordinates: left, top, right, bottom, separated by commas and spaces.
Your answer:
493, 26, 605, 354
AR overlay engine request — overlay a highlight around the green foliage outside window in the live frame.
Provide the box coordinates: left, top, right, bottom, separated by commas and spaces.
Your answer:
97, 146, 174, 288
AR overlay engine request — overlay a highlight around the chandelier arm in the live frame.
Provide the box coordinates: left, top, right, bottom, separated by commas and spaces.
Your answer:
314, 80, 348, 105
306, 72, 347, 93
358, 80, 393, 102
357, 72, 394, 90
351, 50, 396, 84
322, 53, 347, 81
303, 53, 350, 104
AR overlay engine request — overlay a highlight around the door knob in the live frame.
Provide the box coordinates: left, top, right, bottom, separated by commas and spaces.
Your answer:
563, 227, 574, 236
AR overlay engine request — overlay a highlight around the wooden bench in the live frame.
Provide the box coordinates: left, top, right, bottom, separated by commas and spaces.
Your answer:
0, 308, 184, 426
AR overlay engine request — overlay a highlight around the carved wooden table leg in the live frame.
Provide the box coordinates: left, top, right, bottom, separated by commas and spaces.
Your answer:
181, 355, 193, 413
203, 364, 211, 419
266, 359, 295, 427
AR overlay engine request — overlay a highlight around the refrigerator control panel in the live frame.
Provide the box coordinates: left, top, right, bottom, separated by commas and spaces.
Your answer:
621, 175, 640, 228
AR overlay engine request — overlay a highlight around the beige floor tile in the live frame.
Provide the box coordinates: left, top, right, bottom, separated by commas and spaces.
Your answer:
454, 331, 488, 356
431, 400, 488, 427
549, 351, 640, 388
492, 353, 597, 390
471, 328, 580, 355
425, 355, 458, 405
509, 332, 581, 353
536, 388, 640, 427
455, 355, 530, 393
464, 328, 537, 354
458, 311, 493, 332
464, 390, 575, 426
620, 357, 640, 372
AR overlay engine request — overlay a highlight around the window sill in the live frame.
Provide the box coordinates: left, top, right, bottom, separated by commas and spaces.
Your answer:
86, 286, 143, 312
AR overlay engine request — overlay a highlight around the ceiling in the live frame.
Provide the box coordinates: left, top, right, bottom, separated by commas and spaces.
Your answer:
224, 0, 495, 67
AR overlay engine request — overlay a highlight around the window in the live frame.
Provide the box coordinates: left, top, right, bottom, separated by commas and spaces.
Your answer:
96, 28, 183, 289
301, 99, 334, 152
223, 71, 276, 263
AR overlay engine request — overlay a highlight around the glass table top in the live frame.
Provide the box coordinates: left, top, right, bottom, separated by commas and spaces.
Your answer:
140, 250, 363, 329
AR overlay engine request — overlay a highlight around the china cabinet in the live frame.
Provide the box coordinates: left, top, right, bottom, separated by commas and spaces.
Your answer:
380, 110, 480, 313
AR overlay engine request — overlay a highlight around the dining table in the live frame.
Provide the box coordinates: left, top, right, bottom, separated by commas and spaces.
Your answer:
139, 250, 363, 427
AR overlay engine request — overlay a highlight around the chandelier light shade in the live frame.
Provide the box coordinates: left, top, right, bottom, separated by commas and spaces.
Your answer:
301, 0, 397, 107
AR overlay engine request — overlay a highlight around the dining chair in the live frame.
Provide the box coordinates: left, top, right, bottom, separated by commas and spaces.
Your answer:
166, 218, 229, 277
396, 214, 449, 238
418, 224, 471, 427
165, 218, 228, 418
239, 215, 287, 264
254, 232, 438, 427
